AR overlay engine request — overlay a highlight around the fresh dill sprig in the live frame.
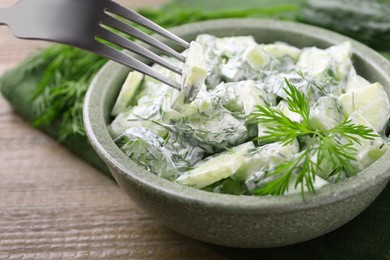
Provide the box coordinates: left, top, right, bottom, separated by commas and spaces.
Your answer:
29, 46, 107, 140
248, 79, 312, 145
248, 79, 377, 197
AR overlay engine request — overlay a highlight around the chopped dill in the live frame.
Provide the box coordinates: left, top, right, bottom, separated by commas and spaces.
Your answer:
247, 79, 377, 197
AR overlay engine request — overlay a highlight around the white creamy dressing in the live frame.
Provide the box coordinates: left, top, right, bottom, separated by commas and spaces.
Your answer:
109, 34, 390, 195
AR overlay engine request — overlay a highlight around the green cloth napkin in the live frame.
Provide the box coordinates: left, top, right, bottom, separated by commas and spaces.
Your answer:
1, 0, 389, 258
0, 66, 110, 175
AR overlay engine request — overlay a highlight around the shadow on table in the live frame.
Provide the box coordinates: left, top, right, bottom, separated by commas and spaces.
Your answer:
209, 184, 390, 260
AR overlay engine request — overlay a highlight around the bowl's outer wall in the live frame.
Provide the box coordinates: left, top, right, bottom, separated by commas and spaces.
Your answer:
110, 165, 387, 248
84, 19, 390, 248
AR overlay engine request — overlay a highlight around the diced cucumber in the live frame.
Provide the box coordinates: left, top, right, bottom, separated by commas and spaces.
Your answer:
212, 80, 275, 116
277, 101, 303, 123
264, 42, 301, 60
196, 35, 274, 85
241, 82, 269, 115
214, 36, 257, 57
164, 107, 249, 154
141, 57, 182, 92
261, 71, 329, 103
195, 34, 221, 87
338, 82, 390, 132
169, 84, 214, 116
109, 111, 168, 139
243, 44, 270, 70
297, 47, 333, 81
284, 174, 328, 195
220, 60, 247, 82
115, 127, 177, 179
163, 132, 205, 171
297, 42, 352, 82
237, 140, 299, 182
181, 42, 208, 103
111, 71, 144, 116
347, 112, 388, 170
211, 82, 243, 113
176, 142, 255, 189
109, 83, 174, 138
195, 34, 216, 49
327, 42, 352, 81
309, 96, 344, 131
345, 74, 370, 92
243, 148, 329, 193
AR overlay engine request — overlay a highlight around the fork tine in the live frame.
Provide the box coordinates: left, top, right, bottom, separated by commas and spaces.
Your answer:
96, 27, 182, 75
105, 1, 190, 49
93, 42, 181, 90
101, 15, 186, 63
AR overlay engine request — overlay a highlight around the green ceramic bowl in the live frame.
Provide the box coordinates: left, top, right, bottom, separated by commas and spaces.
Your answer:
83, 19, 390, 248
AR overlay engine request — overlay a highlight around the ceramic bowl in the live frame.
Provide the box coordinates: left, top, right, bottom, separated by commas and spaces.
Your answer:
83, 19, 390, 248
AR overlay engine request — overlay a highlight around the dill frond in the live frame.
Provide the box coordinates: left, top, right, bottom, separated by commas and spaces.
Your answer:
248, 78, 376, 197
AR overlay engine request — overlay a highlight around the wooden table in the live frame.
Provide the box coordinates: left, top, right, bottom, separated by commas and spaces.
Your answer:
0, 1, 225, 258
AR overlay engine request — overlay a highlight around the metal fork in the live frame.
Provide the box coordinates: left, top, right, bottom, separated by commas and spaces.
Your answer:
0, 0, 190, 89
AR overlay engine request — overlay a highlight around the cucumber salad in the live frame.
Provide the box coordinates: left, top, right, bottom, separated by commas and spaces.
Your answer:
109, 34, 390, 196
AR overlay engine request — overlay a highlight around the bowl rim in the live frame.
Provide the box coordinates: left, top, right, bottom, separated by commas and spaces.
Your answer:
84, 18, 390, 214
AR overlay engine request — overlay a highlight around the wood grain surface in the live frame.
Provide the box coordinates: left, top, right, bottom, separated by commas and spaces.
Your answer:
0, 1, 226, 259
